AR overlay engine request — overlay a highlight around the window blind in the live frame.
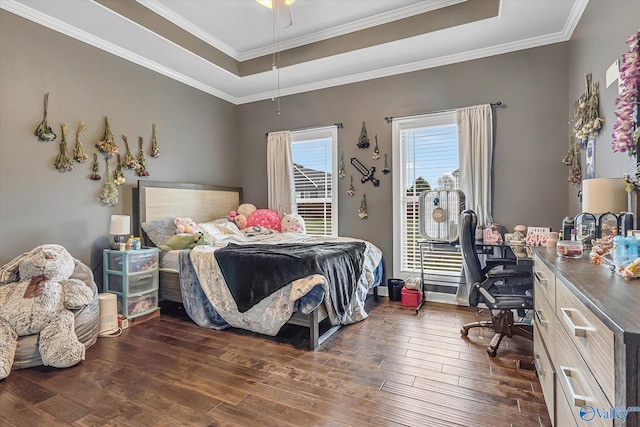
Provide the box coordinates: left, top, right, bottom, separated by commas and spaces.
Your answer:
291, 127, 338, 236
393, 112, 462, 277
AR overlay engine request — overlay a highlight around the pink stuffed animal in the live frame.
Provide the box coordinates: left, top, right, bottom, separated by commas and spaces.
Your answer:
229, 211, 247, 230
247, 209, 281, 231
174, 217, 200, 234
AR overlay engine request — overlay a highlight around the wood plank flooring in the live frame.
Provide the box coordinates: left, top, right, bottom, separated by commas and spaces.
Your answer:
0, 298, 551, 426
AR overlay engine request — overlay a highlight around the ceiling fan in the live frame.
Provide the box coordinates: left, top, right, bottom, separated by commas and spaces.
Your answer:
256, 0, 295, 29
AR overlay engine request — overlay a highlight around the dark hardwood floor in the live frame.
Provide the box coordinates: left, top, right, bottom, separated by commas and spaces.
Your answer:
0, 298, 551, 426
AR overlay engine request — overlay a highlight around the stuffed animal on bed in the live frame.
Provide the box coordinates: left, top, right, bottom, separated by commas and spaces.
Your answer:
0, 244, 94, 379
159, 232, 212, 251
281, 213, 306, 234
237, 203, 256, 218
247, 209, 281, 231
229, 210, 248, 230
174, 217, 201, 235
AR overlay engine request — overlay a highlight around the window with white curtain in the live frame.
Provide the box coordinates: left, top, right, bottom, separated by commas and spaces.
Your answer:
392, 112, 463, 280
290, 126, 338, 236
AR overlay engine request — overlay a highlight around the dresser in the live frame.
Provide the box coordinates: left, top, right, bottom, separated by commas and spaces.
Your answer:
533, 247, 639, 427
103, 247, 159, 319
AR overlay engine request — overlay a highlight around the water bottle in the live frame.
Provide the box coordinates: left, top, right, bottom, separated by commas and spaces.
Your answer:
613, 235, 626, 267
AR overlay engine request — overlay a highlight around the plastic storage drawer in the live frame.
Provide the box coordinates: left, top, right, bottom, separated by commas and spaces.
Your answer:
117, 291, 158, 319
107, 250, 158, 273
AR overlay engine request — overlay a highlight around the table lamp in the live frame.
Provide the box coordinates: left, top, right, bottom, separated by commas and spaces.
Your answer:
109, 215, 130, 249
581, 178, 627, 238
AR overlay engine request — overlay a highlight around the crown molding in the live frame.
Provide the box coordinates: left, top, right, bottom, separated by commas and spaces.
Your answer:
238, 0, 466, 61
234, 30, 573, 105
136, 0, 242, 59
136, 0, 465, 62
0, 0, 236, 103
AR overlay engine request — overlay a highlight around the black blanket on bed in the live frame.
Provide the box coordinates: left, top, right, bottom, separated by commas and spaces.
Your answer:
214, 241, 366, 314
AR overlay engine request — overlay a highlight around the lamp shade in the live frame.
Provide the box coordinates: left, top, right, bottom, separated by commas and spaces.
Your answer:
109, 215, 130, 235
582, 178, 627, 214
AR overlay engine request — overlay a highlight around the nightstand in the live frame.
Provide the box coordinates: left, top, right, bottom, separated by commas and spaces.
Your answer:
103, 247, 159, 319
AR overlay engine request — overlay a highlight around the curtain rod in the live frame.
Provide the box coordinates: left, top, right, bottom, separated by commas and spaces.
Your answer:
384, 102, 502, 123
265, 122, 343, 138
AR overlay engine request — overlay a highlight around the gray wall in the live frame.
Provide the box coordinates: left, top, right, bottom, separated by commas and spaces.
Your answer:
0, 11, 238, 272
238, 44, 571, 276
567, 0, 640, 215
2, 1, 639, 281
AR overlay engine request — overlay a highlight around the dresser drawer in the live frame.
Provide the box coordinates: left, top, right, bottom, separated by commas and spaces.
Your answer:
533, 327, 555, 424
534, 278, 556, 358
555, 376, 578, 427
534, 254, 556, 308
555, 279, 615, 404
553, 322, 611, 427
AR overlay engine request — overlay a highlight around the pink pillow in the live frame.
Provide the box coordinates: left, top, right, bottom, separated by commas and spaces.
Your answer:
246, 209, 281, 231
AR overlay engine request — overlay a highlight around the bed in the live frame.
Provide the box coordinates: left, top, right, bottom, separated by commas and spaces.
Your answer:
136, 180, 383, 349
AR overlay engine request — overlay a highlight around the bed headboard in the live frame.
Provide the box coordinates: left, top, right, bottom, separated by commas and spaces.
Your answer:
137, 181, 242, 243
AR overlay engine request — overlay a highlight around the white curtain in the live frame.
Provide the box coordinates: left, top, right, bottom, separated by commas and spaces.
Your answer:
457, 104, 494, 226
267, 131, 297, 215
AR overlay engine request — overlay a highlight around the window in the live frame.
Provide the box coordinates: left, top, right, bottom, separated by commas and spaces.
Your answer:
392, 112, 463, 280
290, 126, 338, 236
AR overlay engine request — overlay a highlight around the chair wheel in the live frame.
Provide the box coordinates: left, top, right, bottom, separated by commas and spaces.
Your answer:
487, 347, 497, 357
460, 328, 468, 337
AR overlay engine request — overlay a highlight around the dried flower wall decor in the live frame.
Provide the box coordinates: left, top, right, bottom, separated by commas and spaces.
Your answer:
114, 154, 125, 186
358, 194, 368, 219
99, 158, 118, 207
612, 29, 640, 156
96, 116, 118, 157
121, 135, 137, 169
357, 121, 370, 149
90, 153, 101, 180
338, 151, 345, 178
347, 176, 355, 196
73, 122, 88, 163
382, 154, 391, 174
572, 73, 604, 143
34, 92, 56, 142
54, 123, 73, 173
135, 137, 150, 177
561, 136, 582, 184
372, 135, 380, 160
150, 123, 160, 158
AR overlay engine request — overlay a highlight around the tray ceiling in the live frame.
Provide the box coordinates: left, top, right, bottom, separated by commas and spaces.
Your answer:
1, 0, 587, 104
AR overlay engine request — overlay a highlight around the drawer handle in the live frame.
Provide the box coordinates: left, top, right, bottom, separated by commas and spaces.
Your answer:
534, 271, 547, 286
534, 309, 549, 326
560, 307, 592, 338
533, 353, 544, 377
559, 366, 589, 407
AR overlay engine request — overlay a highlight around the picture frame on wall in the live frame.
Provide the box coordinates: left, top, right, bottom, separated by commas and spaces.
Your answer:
585, 137, 595, 179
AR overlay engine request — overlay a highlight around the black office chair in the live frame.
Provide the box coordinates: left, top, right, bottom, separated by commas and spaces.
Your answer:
459, 210, 534, 356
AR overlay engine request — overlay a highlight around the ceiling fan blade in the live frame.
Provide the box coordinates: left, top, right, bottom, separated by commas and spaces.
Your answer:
273, 0, 292, 28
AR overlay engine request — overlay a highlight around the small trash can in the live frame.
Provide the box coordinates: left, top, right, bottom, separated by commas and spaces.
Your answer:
388, 278, 404, 301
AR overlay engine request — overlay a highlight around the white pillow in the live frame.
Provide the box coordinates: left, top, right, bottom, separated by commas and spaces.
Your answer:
198, 221, 242, 240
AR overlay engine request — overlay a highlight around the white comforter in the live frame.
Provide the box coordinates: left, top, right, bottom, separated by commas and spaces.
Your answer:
188, 232, 382, 336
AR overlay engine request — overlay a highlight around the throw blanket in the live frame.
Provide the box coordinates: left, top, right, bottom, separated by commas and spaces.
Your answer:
214, 242, 365, 314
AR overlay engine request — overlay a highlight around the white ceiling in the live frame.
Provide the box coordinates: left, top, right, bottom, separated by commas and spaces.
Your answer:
1, 0, 587, 104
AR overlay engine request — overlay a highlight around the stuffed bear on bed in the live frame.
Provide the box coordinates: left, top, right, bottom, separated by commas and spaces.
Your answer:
0, 244, 94, 379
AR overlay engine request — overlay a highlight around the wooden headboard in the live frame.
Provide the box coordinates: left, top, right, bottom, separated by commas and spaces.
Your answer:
137, 181, 243, 242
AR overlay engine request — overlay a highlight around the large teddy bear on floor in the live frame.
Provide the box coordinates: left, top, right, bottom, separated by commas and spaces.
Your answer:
0, 244, 94, 379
